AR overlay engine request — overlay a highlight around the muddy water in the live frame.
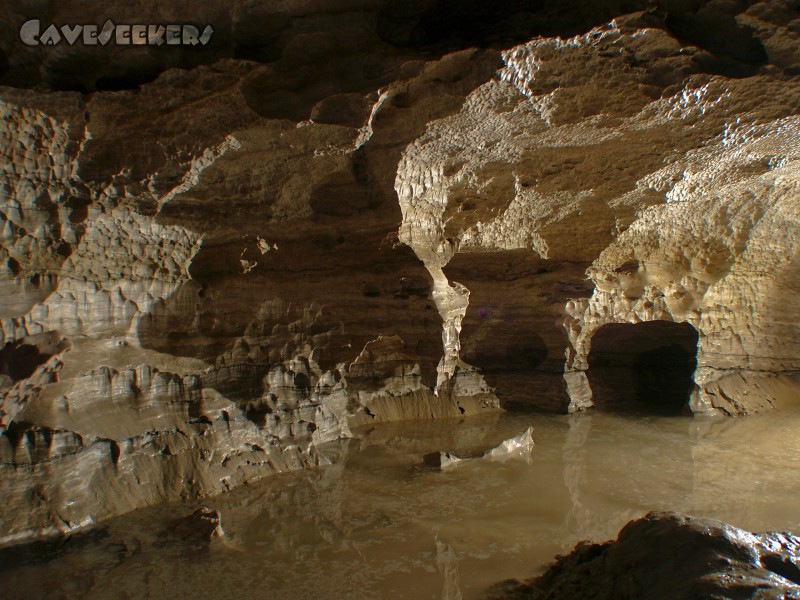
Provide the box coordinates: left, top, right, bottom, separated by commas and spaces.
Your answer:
5, 408, 800, 600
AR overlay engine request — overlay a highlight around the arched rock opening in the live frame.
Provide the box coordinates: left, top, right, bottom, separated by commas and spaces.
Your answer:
586, 320, 699, 415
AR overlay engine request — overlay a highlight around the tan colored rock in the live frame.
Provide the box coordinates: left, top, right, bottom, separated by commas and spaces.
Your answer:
0, 29, 503, 543
1, 1, 799, 545
348, 335, 498, 427
422, 425, 534, 470
395, 13, 800, 414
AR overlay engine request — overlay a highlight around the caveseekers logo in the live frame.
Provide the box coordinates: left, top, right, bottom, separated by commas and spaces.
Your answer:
20, 19, 214, 46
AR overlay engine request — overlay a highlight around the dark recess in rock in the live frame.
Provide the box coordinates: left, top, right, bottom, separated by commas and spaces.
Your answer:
0, 526, 111, 571
161, 506, 222, 548
243, 400, 270, 428
0, 340, 53, 381
446, 251, 586, 412
662, 3, 768, 77
0, 0, 772, 95
377, 0, 653, 49
587, 321, 699, 414
6, 257, 21, 276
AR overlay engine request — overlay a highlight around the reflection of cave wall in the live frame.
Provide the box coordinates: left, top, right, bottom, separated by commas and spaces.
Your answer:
587, 321, 698, 414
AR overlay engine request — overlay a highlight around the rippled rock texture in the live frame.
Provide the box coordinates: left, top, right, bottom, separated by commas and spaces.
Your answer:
1, 0, 800, 542
485, 511, 800, 599
395, 10, 800, 415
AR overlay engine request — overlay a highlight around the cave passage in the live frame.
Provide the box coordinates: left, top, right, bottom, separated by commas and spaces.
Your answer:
586, 320, 699, 415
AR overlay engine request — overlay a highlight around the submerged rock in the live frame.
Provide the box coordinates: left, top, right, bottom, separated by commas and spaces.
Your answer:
164, 506, 224, 546
423, 451, 465, 469
484, 512, 800, 600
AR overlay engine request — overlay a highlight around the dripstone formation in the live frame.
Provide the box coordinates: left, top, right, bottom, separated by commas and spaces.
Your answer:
1, 0, 799, 543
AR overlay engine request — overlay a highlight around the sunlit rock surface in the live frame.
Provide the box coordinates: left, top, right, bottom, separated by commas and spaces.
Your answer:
1, 0, 799, 542
484, 511, 800, 600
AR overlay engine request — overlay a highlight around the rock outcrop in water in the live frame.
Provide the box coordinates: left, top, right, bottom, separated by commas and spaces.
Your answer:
1, 0, 799, 542
423, 425, 534, 469
484, 511, 800, 599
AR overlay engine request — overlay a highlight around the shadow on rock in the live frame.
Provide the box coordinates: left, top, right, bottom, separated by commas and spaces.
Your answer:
483, 511, 800, 600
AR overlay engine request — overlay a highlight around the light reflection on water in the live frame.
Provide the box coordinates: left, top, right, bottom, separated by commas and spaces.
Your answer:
5, 407, 800, 600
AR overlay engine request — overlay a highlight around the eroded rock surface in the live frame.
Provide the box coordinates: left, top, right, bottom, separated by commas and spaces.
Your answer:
423, 424, 534, 469
1, 0, 799, 543
395, 8, 800, 414
484, 511, 800, 599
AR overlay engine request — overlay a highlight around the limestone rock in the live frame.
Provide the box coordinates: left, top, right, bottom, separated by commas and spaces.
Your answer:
0, 18, 504, 543
423, 425, 534, 469
395, 10, 800, 414
164, 506, 224, 546
483, 425, 535, 462
1, 0, 799, 545
484, 511, 800, 600
348, 335, 498, 427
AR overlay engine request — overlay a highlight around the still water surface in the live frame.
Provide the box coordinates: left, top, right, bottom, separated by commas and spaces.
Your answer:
5, 408, 800, 599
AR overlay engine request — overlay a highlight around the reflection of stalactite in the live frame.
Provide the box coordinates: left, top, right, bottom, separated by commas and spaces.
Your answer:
687, 417, 713, 520
561, 413, 593, 534
436, 538, 463, 600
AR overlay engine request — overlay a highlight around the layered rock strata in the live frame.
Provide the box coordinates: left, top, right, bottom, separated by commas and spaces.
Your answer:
395, 8, 800, 414
1, 0, 799, 542
0, 8, 507, 543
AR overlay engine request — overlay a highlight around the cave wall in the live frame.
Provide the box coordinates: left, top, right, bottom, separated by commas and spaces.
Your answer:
395, 7, 800, 416
1, 0, 799, 542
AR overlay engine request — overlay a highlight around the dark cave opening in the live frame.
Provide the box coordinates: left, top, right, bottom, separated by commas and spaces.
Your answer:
586, 320, 698, 415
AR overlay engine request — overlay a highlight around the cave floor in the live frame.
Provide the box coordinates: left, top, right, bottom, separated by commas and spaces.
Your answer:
4, 406, 800, 599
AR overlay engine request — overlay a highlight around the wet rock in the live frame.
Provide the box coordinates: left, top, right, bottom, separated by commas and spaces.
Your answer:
424, 425, 533, 469
423, 451, 464, 469
483, 426, 534, 462
483, 511, 800, 600
164, 506, 224, 546
1, 0, 800, 546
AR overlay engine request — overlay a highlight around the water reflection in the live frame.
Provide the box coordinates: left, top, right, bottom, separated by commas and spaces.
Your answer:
4, 408, 800, 599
